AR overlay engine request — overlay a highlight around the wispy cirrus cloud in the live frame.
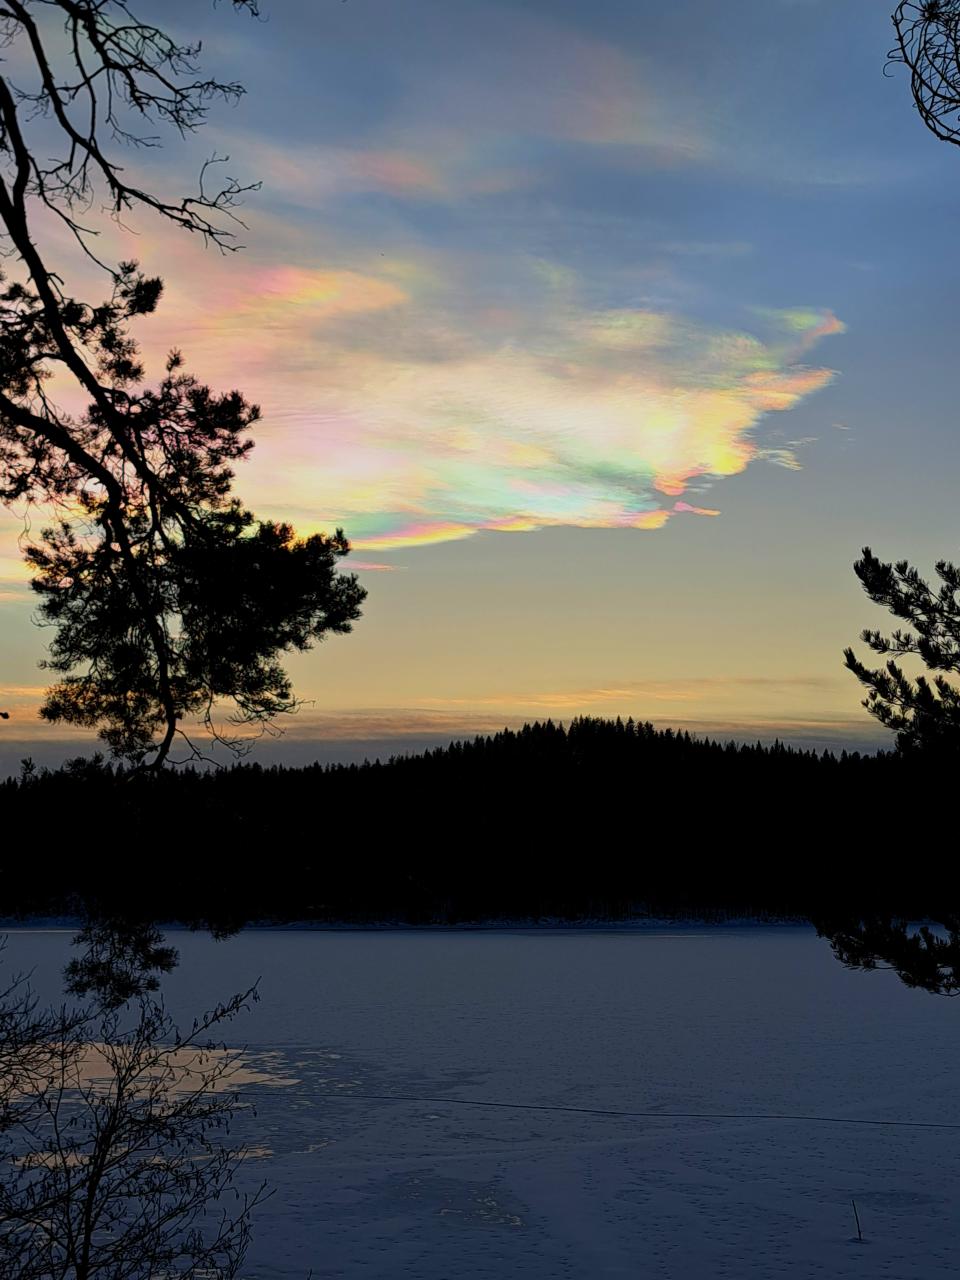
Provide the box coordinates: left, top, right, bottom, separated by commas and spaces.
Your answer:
201, 7, 708, 220
234, 139, 449, 201
227, 135, 533, 205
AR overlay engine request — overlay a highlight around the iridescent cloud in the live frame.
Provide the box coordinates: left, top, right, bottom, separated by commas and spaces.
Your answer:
20, 214, 844, 557
134, 248, 842, 551
9, 0, 841, 560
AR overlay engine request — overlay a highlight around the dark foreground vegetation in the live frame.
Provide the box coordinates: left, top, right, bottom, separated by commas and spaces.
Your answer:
1, 717, 955, 924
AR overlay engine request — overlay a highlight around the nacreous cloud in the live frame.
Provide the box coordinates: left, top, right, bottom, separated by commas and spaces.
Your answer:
153, 253, 842, 551
36, 6, 845, 558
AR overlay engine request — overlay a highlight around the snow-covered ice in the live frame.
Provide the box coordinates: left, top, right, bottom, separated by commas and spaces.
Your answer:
7, 924, 960, 1279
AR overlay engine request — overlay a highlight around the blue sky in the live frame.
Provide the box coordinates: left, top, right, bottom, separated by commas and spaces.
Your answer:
3, 0, 960, 769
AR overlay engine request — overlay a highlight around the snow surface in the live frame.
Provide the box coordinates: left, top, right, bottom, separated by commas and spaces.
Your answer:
7, 924, 960, 1279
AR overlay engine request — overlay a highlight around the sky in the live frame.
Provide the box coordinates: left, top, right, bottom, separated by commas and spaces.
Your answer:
4, 0, 960, 770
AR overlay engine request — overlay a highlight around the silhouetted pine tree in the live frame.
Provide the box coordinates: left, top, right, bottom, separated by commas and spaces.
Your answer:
844, 547, 960, 754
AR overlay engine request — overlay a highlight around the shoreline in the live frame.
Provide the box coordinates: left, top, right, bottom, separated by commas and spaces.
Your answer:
0, 914, 812, 933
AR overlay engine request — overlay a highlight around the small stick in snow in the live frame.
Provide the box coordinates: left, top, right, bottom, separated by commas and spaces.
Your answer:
851, 1197, 863, 1243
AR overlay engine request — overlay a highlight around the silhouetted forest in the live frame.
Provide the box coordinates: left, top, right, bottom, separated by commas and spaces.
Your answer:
2, 717, 955, 924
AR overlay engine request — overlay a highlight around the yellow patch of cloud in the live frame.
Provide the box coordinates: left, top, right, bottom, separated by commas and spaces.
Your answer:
255, 266, 408, 321
587, 310, 673, 350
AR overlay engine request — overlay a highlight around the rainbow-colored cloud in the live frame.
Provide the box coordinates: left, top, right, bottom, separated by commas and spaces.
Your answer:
1, 6, 846, 560
138, 249, 842, 551
26, 214, 844, 557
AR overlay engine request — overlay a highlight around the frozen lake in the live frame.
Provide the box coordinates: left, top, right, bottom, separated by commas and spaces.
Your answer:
6, 924, 960, 1279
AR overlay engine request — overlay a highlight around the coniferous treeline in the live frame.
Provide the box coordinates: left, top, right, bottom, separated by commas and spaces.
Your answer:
0, 717, 952, 923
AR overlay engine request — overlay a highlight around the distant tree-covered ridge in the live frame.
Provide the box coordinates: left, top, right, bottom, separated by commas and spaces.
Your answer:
2, 717, 955, 923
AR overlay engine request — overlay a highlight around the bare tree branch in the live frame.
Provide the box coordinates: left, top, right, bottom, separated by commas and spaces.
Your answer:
890, 2, 960, 147
0, 951, 271, 1280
